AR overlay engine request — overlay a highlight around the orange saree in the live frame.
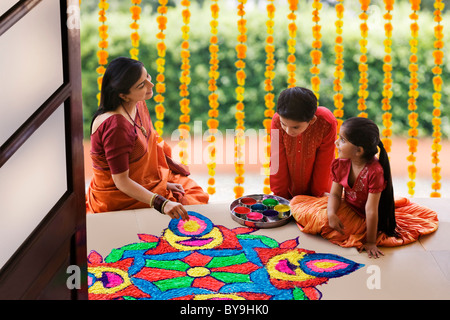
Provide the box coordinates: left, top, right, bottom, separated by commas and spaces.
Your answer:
86, 101, 209, 213
290, 195, 438, 248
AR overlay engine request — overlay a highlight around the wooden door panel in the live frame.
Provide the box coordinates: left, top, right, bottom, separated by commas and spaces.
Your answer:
0, 0, 87, 299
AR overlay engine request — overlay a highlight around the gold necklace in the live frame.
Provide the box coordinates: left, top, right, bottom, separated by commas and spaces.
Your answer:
122, 104, 148, 138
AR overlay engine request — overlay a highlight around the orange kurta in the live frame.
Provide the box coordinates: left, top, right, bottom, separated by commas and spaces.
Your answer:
290, 195, 438, 248
86, 101, 208, 213
270, 108, 337, 199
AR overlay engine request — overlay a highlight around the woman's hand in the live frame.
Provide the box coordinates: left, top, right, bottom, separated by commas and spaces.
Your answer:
167, 182, 185, 195
359, 243, 384, 259
163, 200, 189, 221
328, 213, 345, 235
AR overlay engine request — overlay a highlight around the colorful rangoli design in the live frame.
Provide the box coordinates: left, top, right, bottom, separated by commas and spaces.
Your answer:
88, 211, 363, 300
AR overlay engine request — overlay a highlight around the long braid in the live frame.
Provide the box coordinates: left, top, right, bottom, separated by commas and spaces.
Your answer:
342, 117, 397, 236
377, 140, 397, 236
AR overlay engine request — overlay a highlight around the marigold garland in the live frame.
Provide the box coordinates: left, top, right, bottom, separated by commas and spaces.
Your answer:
380, 0, 395, 153
154, 0, 169, 139
262, 0, 276, 195
129, 0, 141, 60
357, 0, 370, 118
287, 0, 299, 88
310, 0, 322, 100
406, 0, 421, 196
96, 0, 109, 106
333, 0, 345, 133
430, 0, 445, 198
234, 0, 247, 199
206, 0, 221, 196
178, 0, 192, 165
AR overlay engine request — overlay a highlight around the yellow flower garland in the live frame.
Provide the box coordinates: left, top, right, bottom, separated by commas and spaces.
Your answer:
357, 0, 370, 118
234, 0, 247, 199
262, 0, 276, 195
206, 0, 220, 196
406, 0, 421, 196
381, 0, 395, 153
154, 0, 168, 139
310, 0, 322, 100
129, 0, 141, 60
333, 0, 345, 133
178, 0, 191, 165
430, 0, 445, 198
96, 0, 109, 106
287, 0, 298, 88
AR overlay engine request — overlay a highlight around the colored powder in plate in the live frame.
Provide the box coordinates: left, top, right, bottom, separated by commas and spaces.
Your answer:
262, 198, 279, 207
274, 204, 290, 213
234, 206, 251, 214
251, 203, 267, 211
240, 197, 257, 206
247, 212, 263, 221
262, 209, 278, 217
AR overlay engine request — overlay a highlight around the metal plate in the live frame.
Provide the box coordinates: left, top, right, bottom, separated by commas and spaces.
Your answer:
229, 194, 292, 228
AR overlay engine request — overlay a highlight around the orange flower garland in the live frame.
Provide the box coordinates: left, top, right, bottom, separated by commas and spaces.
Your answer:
406, 0, 421, 196
234, 0, 247, 199
333, 0, 345, 133
357, 0, 370, 118
129, 0, 141, 60
310, 0, 322, 100
262, 0, 276, 195
154, 0, 168, 139
178, 0, 191, 165
96, 0, 109, 106
206, 0, 221, 196
287, 0, 299, 88
381, 0, 395, 153
430, 0, 445, 198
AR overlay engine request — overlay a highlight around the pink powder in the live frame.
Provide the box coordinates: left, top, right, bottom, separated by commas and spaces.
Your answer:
247, 212, 263, 220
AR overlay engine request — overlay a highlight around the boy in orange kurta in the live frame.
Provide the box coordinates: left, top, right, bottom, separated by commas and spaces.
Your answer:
270, 87, 337, 199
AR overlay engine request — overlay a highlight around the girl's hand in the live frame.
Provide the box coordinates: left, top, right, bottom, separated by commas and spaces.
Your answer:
163, 200, 189, 221
167, 182, 185, 195
359, 243, 384, 258
328, 213, 345, 235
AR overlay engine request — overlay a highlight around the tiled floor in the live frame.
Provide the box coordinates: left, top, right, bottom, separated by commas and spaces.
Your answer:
87, 197, 450, 300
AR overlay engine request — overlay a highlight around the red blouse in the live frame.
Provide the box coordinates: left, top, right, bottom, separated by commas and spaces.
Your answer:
331, 158, 386, 217
90, 114, 140, 175
270, 107, 337, 198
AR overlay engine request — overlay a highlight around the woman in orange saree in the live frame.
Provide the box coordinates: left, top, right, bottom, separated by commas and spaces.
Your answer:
86, 57, 208, 219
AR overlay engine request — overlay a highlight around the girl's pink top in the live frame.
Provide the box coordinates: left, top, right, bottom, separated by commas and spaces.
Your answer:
331, 158, 386, 217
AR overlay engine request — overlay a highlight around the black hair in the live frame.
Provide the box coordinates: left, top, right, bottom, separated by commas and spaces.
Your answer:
276, 87, 317, 122
90, 57, 144, 133
341, 117, 397, 236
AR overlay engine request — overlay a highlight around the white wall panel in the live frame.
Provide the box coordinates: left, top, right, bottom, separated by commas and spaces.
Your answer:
0, 0, 63, 146
0, 106, 67, 269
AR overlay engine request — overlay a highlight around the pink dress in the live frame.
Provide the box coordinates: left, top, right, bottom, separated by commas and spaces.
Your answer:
330, 158, 386, 217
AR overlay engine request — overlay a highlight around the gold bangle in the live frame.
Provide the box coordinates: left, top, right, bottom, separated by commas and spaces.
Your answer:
149, 193, 158, 208
160, 199, 170, 215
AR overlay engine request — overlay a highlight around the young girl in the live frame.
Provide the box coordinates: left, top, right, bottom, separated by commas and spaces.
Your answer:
291, 117, 439, 258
